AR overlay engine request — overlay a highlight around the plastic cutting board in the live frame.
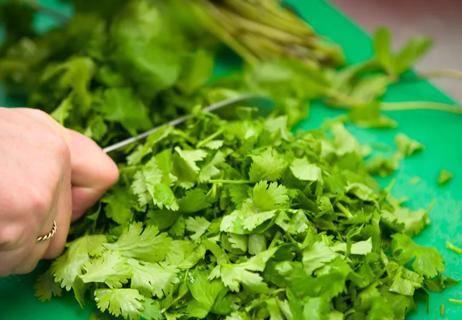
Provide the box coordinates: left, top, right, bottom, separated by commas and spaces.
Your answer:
0, 0, 461, 319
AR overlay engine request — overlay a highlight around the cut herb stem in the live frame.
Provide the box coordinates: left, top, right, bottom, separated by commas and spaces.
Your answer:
381, 102, 462, 114
446, 241, 462, 254
448, 298, 462, 305
209, 179, 251, 184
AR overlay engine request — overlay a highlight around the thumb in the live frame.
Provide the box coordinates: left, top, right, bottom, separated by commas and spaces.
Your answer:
66, 130, 119, 221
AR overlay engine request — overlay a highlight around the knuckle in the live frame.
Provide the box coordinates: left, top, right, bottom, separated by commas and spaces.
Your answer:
46, 132, 70, 161
27, 187, 53, 216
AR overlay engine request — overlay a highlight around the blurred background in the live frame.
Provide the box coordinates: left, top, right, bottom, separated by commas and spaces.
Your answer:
332, 0, 462, 102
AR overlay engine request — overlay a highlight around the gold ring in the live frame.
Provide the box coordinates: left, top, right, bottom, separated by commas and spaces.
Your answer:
36, 220, 57, 243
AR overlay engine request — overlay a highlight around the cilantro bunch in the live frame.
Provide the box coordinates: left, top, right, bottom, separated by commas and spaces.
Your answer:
0, 0, 217, 145
36, 112, 454, 319
1, 0, 459, 145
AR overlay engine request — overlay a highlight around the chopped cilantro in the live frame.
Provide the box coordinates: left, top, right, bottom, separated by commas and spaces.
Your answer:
438, 169, 453, 186
34, 115, 453, 319
446, 241, 462, 254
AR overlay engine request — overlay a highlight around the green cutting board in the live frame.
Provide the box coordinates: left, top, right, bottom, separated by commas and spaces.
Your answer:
1, 0, 461, 319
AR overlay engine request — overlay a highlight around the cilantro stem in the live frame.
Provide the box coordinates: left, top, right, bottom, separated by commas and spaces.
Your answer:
448, 298, 462, 305
209, 179, 251, 184
381, 102, 462, 114
337, 202, 353, 218
446, 241, 462, 254
196, 128, 224, 148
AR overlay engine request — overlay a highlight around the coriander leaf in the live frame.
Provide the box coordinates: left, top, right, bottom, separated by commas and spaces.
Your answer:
186, 216, 211, 240
252, 181, 289, 211
81, 251, 130, 288
141, 300, 163, 320
290, 158, 322, 181
102, 186, 136, 225
332, 238, 373, 255
165, 240, 206, 269
99, 87, 152, 136
346, 182, 377, 201
438, 169, 453, 186
177, 49, 214, 94
395, 133, 423, 157
178, 189, 211, 213
249, 148, 287, 182
275, 210, 309, 235
367, 154, 399, 177
302, 241, 338, 275
227, 233, 248, 252
389, 267, 423, 296
424, 275, 459, 292
392, 234, 445, 278
220, 206, 276, 235
51, 96, 73, 124
265, 297, 284, 320
220, 248, 277, 292
44, 56, 95, 113
303, 297, 329, 320
173, 147, 207, 186
175, 147, 207, 173
131, 158, 178, 210
128, 259, 178, 298
186, 270, 226, 318
198, 151, 225, 182
383, 207, 429, 236
51, 235, 107, 290
94, 288, 144, 320
330, 122, 361, 156
35, 270, 62, 302
105, 223, 172, 263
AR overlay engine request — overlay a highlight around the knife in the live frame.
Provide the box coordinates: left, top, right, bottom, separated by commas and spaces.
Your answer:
103, 94, 270, 153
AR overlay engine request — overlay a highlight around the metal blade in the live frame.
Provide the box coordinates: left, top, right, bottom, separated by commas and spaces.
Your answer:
103, 94, 268, 153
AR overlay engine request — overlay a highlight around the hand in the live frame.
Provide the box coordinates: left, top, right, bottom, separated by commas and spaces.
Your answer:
0, 108, 118, 276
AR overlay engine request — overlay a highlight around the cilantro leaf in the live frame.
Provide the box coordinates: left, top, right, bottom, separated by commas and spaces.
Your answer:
392, 234, 445, 278
249, 148, 287, 182
94, 288, 144, 320
105, 223, 172, 263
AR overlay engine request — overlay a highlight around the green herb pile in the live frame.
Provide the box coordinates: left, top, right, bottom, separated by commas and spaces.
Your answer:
0, 0, 459, 319
34, 112, 455, 319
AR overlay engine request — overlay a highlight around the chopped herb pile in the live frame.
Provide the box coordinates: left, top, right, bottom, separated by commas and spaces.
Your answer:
35, 113, 455, 319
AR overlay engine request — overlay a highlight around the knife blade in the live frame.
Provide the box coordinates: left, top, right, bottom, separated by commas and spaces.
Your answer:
103, 94, 269, 153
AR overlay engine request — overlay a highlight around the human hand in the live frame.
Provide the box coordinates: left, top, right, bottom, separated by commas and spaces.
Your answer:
0, 108, 118, 276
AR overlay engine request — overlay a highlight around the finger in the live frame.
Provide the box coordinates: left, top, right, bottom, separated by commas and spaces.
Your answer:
42, 159, 72, 259
0, 247, 36, 276
0, 221, 51, 275
71, 186, 97, 222
66, 129, 118, 220
13, 108, 68, 140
